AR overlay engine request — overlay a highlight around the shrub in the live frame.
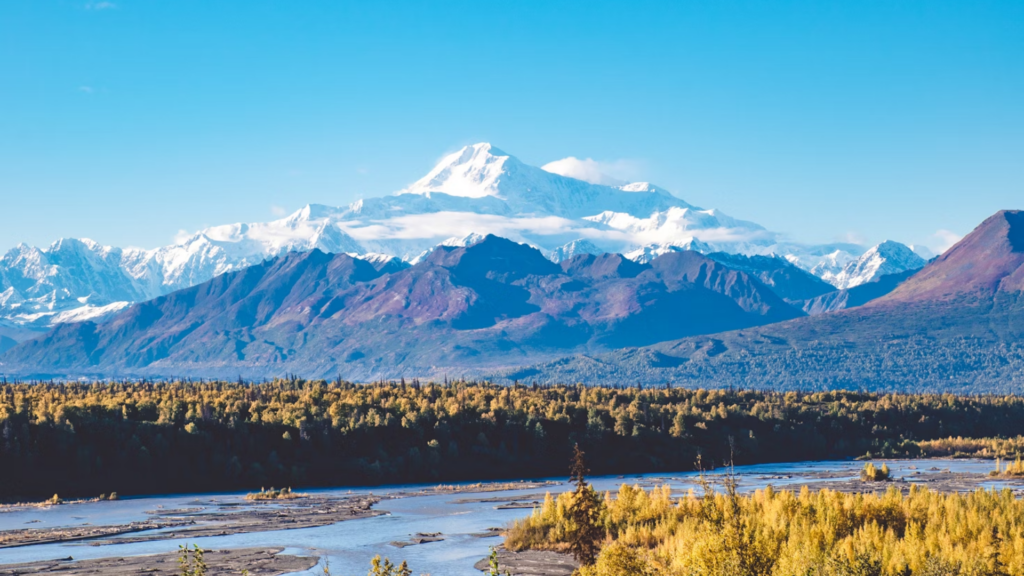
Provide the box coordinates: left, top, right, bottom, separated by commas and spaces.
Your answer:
860, 462, 890, 482
506, 483, 1023, 575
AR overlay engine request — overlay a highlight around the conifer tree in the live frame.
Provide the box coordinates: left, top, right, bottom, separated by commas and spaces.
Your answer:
567, 443, 603, 566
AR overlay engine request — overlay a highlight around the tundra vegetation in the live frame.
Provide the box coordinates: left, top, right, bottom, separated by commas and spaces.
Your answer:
5, 379, 1024, 498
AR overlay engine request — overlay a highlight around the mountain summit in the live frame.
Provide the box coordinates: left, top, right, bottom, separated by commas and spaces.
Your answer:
812, 241, 926, 289
401, 143, 516, 199
397, 143, 694, 218
878, 210, 1024, 302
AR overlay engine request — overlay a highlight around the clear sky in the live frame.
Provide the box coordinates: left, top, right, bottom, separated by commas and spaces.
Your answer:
2, 0, 1022, 253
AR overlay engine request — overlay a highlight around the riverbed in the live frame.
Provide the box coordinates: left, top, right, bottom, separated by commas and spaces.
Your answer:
0, 459, 1019, 575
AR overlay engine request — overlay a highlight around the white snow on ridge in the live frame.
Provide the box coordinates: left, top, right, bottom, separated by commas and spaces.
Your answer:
548, 239, 605, 263
816, 241, 926, 289
625, 238, 713, 264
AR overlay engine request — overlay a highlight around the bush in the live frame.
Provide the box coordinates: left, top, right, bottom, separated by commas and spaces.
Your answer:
245, 486, 303, 500
860, 462, 891, 482
990, 456, 1024, 477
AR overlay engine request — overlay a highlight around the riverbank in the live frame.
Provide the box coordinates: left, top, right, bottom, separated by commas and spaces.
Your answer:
0, 480, 557, 550
0, 494, 382, 549
0, 547, 318, 576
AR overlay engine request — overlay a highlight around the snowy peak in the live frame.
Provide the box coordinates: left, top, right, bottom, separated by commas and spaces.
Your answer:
354, 252, 410, 274
440, 232, 488, 248
819, 240, 926, 289
624, 238, 712, 264
396, 143, 694, 220
400, 143, 513, 199
0, 237, 146, 330
548, 239, 605, 263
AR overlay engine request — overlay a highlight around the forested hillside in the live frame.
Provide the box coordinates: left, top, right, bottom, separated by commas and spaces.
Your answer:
4, 379, 1024, 499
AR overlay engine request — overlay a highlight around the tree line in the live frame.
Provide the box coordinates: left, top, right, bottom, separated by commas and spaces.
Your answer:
4, 379, 1024, 499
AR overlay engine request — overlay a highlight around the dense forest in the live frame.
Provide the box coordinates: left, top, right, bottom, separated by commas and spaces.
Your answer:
4, 379, 1024, 499
503, 333, 1024, 393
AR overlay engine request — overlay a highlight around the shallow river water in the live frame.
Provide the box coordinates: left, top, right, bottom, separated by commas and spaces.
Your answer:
0, 459, 1014, 575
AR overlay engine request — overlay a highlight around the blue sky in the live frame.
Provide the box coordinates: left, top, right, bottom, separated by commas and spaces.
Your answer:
1, 0, 1022, 253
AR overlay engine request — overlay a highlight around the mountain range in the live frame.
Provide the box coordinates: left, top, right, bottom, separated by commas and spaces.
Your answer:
0, 236, 805, 379
500, 210, 1024, 393
2, 209, 1018, 390
0, 143, 927, 336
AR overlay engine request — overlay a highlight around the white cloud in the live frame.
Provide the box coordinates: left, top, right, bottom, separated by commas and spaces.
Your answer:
334, 210, 774, 254
541, 157, 641, 186
78, 86, 94, 94
86, 1, 116, 9
270, 205, 287, 217
838, 231, 866, 245
931, 229, 963, 254
583, 207, 776, 247
173, 229, 193, 245
338, 212, 584, 242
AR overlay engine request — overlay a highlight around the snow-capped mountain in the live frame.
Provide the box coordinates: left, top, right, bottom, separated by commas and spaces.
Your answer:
0, 217, 366, 330
1, 142, 919, 332
0, 239, 148, 328
816, 241, 927, 289
548, 239, 604, 263
624, 239, 713, 264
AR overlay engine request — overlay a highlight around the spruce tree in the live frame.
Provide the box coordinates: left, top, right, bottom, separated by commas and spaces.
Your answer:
567, 443, 602, 566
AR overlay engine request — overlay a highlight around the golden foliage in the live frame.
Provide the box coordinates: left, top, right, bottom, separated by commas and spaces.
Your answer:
918, 436, 1024, 459
990, 457, 1024, 478
861, 462, 891, 482
506, 483, 1024, 576
244, 486, 304, 500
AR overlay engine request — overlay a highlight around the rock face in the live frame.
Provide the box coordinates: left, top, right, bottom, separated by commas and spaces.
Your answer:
800, 269, 918, 315
498, 210, 1024, 393
0, 236, 802, 379
707, 252, 836, 302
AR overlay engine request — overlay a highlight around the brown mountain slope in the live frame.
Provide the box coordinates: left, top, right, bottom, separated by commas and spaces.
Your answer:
502, 210, 1024, 392
874, 210, 1024, 302
0, 236, 801, 380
